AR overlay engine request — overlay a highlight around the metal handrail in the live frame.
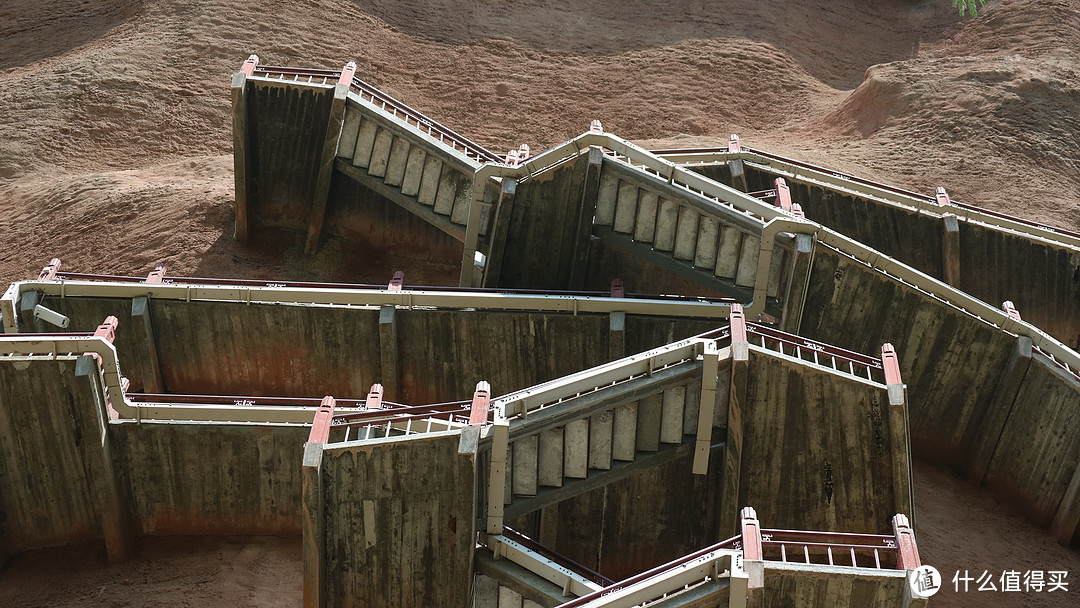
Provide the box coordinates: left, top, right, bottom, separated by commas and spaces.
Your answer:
331, 402, 470, 425
556, 536, 742, 608
494, 335, 712, 420
45, 270, 735, 305
649, 145, 1080, 244
502, 527, 616, 588
251, 65, 503, 164
1, 280, 732, 337
759, 527, 899, 570
746, 323, 884, 383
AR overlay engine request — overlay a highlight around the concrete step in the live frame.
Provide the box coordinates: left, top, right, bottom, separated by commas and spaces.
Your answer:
383, 136, 411, 187
367, 127, 394, 178
672, 206, 700, 262
417, 155, 444, 206
471, 574, 545, 608
595, 171, 619, 226
714, 226, 742, 280
508, 383, 701, 500
596, 175, 783, 296
335, 109, 483, 241
735, 234, 761, 288
400, 146, 427, 196
433, 169, 461, 216
654, 198, 679, 252
351, 118, 379, 168
634, 191, 659, 244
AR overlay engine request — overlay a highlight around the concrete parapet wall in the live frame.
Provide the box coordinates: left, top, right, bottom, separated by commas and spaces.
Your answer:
697, 163, 1080, 350
724, 350, 909, 535
246, 80, 334, 230
492, 153, 592, 290
748, 562, 911, 608
0, 357, 117, 556
982, 352, 1080, 528
799, 246, 1015, 466
110, 422, 307, 536
318, 431, 477, 608
955, 221, 1080, 350
30, 294, 719, 402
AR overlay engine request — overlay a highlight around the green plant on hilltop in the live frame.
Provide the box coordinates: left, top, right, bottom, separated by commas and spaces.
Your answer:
954, 0, 987, 16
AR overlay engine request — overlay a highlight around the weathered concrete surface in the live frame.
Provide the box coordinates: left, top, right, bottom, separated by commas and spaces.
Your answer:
246, 80, 335, 231
110, 422, 307, 536
982, 352, 1080, 529
30, 295, 719, 403
696, 162, 1080, 350
0, 354, 309, 558
491, 153, 593, 290
319, 431, 477, 608
521, 447, 727, 582
955, 222, 1080, 350
798, 246, 1015, 467
722, 349, 911, 536
488, 152, 784, 309
325, 168, 465, 264
747, 562, 913, 608
0, 357, 127, 558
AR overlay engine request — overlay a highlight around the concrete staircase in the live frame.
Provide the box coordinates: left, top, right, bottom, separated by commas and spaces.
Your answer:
333, 93, 494, 241
501, 373, 707, 519
591, 155, 794, 305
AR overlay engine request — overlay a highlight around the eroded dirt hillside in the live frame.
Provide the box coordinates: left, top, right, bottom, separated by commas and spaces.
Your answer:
1, 1, 1078, 606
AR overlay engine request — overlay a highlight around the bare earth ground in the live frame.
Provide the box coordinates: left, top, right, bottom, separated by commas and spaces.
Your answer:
1, 0, 1079, 605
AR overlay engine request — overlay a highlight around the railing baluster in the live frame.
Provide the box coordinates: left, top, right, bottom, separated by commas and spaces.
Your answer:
874, 548, 881, 569
827, 547, 834, 565
803, 545, 810, 564
780, 544, 787, 562
850, 547, 857, 567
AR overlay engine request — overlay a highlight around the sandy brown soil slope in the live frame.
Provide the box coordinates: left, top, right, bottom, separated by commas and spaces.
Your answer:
1, 0, 1079, 605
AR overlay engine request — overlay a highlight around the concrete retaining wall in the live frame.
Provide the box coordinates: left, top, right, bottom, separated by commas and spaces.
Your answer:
799, 246, 1015, 467
0, 358, 115, 557
32, 294, 719, 402
247, 80, 334, 230
524, 448, 725, 582
694, 163, 1080, 349
110, 423, 307, 536
319, 431, 477, 608
724, 350, 910, 535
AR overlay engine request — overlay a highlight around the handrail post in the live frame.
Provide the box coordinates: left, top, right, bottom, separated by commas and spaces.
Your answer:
365, 384, 384, 409
882, 344, 915, 522
145, 262, 167, 284
469, 381, 491, 425
38, 258, 61, 281
304, 394, 334, 608
774, 178, 792, 212
487, 411, 509, 534
387, 271, 404, 291
240, 54, 259, 76
308, 396, 336, 444
740, 506, 762, 560
892, 513, 921, 570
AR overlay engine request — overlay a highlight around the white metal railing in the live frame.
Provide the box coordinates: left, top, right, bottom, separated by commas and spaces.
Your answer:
483, 532, 607, 598
0, 280, 730, 335
493, 336, 713, 420
555, 540, 743, 608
